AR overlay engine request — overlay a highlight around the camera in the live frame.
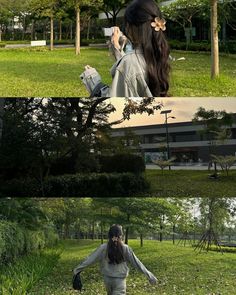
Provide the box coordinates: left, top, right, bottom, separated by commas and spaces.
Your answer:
103, 27, 115, 37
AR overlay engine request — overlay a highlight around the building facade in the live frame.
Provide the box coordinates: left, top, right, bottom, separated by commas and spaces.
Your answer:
111, 119, 236, 164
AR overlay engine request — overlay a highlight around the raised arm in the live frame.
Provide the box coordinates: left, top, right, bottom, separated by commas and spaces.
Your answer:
126, 246, 157, 284
73, 244, 104, 275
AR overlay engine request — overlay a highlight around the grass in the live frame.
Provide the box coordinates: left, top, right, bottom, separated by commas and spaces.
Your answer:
170, 51, 236, 96
0, 47, 236, 96
0, 48, 112, 97
145, 169, 236, 198
28, 239, 236, 295
0, 248, 61, 295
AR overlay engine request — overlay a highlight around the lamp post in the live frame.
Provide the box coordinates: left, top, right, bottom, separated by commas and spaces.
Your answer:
160, 110, 175, 170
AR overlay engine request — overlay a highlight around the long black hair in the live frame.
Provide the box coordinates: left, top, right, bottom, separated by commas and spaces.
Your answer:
107, 224, 124, 264
124, 0, 170, 97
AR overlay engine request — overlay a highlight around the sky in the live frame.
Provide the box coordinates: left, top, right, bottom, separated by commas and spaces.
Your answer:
108, 97, 236, 128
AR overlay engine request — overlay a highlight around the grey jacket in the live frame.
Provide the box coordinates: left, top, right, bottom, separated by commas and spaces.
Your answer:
109, 49, 152, 97
81, 47, 152, 98
73, 243, 157, 282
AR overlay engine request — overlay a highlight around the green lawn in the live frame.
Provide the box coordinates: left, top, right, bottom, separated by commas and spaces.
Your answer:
145, 169, 236, 198
29, 239, 236, 295
0, 47, 236, 96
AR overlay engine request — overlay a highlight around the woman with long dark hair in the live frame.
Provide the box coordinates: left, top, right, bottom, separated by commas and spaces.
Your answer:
73, 224, 157, 294
80, 0, 170, 97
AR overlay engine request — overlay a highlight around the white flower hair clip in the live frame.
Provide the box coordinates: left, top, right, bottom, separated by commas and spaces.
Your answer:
151, 17, 166, 32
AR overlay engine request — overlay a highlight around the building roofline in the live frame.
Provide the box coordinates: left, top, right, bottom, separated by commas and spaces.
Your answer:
112, 114, 236, 132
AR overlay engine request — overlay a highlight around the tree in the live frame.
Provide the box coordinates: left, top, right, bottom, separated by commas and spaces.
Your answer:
195, 197, 231, 252
211, 155, 236, 176
65, 0, 102, 55
220, 0, 236, 32
192, 107, 234, 174
0, 97, 162, 182
167, 198, 194, 245
0, 198, 47, 230
162, 0, 207, 46
40, 198, 96, 239
0, 0, 13, 41
94, 197, 174, 245
101, 0, 130, 26
210, 0, 219, 78
152, 158, 176, 175
30, 0, 61, 50
0, 98, 117, 180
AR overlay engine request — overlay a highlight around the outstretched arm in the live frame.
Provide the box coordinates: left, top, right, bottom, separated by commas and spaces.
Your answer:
73, 244, 104, 275
126, 246, 157, 284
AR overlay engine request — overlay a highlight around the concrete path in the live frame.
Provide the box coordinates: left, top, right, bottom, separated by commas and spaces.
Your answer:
146, 164, 236, 170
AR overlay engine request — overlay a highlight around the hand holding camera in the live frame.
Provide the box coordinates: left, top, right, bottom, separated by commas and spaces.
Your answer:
104, 26, 127, 52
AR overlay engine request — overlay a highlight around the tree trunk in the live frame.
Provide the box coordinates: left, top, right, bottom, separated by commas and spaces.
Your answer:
189, 20, 193, 44
0, 98, 5, 144
140, 233, 143, 247
159, 215, 164, 242
211, 0, 219, 78
125, 226, 129, 245
77, 223, 81, 239
100, 208, 104, 244
31, 19, 34, 40
70, 21, 73, 40
92, 221, 95, 240
50, 16, 54, 51
75, 6, 81, 55
87, 17, 91, 40
64, 223, 70, 239
172, 224, 176, 245
125, 214, 130, 245
59, 19, 62, 41
222, 19, 226, 45
22, 15, 26, 40
0, 27, 2, 42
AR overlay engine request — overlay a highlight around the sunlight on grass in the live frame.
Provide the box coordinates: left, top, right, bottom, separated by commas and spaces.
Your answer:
145, 169, 236, 198
28, 240, 236, 295
0, 48, 236, 96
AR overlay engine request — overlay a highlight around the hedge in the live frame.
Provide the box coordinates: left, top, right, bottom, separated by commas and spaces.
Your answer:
0, 173, 150, 198
99, 154, 145, 174
169, 39, 236, 54
0, 221, 58, 265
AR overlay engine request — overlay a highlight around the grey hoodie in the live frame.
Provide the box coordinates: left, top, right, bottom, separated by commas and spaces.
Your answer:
73, 243, 157, 282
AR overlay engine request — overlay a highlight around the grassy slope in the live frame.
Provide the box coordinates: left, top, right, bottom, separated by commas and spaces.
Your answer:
29, 239, 236, 295
0, 48, 236, 96
145, 169, 236, 198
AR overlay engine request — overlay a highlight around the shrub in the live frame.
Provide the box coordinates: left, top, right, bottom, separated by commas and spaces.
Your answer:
169, 39, 236, 53
0, 221, 25, 264
81, 38, 107, 46
99, 154, 145, 174
0, 221, 59, 266
169, 40, 211, 52
0, 173, 149, 197
0, 248, 61, 294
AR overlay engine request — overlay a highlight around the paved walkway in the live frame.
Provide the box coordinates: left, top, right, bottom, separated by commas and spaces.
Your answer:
146, 164, 236, 170
5, 44, 75, 49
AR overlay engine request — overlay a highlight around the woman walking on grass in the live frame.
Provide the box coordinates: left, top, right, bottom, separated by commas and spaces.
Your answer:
80, 0, 170, 98
73, 224, 157, 295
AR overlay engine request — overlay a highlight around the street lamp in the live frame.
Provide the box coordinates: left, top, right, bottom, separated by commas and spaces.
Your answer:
160, 110, 176, 170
